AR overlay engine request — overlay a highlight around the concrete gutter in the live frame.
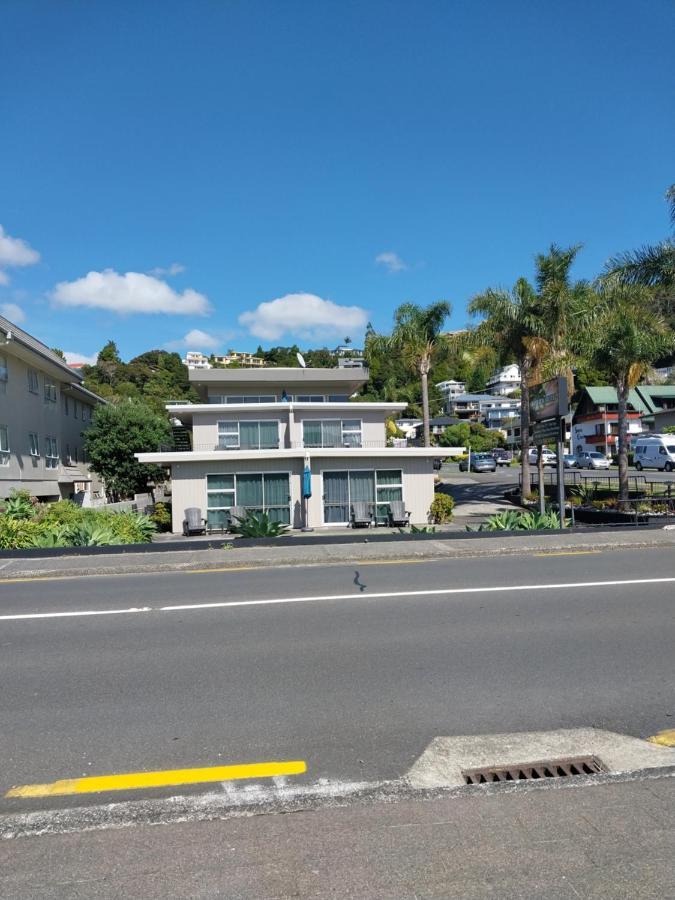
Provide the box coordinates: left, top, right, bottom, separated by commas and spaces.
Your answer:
1, 527, 675, 581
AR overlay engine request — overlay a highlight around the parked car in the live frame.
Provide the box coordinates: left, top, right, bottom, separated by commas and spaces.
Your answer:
633, 434, 675, 472
527, 448, 557, 466
492, 448, 513, 466
459, 452, 497, 473
576, 451, 611, 470
563, 454, 578, 468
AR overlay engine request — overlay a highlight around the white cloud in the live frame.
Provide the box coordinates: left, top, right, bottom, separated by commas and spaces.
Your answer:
375, 251, 408, 273
0, 225, 41, 285
64, 351, 99, 366
0, 302, 26, 323
239, 293, 368, 342
165, 329, 222, 350
148, 262, 186, 277
51, 269, 210, 316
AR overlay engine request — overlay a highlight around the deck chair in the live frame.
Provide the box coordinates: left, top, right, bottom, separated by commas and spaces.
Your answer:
350, 501, 373, 528
227, 505, 249, 530
183, 507, 206, 536
388, 500, 410, 527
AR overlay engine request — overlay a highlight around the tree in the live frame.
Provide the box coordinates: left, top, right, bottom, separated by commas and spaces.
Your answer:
439, 421, 503, 452
584, 283, 674, 500
84, 402, 172, 501
605, 184, 675, 327
368, 301, 451, 446
51, 348, 66, 360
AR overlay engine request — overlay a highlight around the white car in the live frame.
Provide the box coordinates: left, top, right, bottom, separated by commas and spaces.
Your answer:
576, 451, 611, 470
527, 448, 557, 466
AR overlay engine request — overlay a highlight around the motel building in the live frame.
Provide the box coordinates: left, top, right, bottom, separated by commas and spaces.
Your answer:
135, 365, 446, 533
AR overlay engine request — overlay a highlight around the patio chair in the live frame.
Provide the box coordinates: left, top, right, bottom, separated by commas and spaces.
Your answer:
388, 500, 410, 527
227, 505, 249, 530
350, 501, 373, 528
182, 507, 206, 536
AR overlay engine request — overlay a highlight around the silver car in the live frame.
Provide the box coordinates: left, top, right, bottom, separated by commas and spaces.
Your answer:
576, 451, 611, 470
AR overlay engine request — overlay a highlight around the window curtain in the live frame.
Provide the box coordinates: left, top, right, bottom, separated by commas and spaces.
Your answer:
303, 421, 322, 447
236, 474, 264, 509
322, 421, 341, 447
207, 474, 235, 491
259, 421, 278, 449
264, 473, 290, 523
239, 421, 259, 449
349, 471, 375, 503
323, 471, 349, 523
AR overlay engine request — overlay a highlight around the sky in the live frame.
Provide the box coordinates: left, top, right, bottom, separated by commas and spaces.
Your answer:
1, 0, 673, 365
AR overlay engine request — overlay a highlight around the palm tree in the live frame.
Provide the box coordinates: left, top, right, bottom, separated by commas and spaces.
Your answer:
605, 185, 675, 322
585, 283, 674, 500
468, 278, 542, 494
369, 301, 451, 446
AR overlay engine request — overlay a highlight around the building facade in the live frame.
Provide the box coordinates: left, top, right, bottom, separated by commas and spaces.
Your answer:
485, 364, 520, 396
213, 351, 265, 368
182, 351, 212, 370
436, 380, 466, 410
446, 393, 521, 429
571, 387, 648, 456
0, 315, 104, 500
136, 367, 445, 532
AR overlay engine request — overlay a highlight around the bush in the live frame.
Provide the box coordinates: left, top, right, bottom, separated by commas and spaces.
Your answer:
229, 512, 290, 538
150, 502, 172, 532
473, 509, 562, 531
429, 492, 455, 523
2, 490, 35, 520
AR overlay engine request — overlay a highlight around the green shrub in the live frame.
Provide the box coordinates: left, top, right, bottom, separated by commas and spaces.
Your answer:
229, 512, 289, 537
150, 502, 172, 532
3, 490, 35, 520
429, 492, 454, 523
473, 509, 562, 531
0, 517, 43, 549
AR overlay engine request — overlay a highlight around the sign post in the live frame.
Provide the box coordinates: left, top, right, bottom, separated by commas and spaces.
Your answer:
529, 377, 570, 527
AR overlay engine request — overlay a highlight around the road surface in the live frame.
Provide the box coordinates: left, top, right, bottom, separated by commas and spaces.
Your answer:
1, 545, 673, 816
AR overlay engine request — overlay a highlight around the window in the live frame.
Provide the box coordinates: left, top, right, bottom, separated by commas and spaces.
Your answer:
296, 395, 325, 402
0, 425, 9, 465
73, 400, 79, 419
206, 472, 290, 527
28, 432, 39, 457
213, 395, 276, 404
27, 369, 39, 393
0, 354, 7, 382
322, 469, 402, 524
44, 380, 57, 403
303, 419, 362, 448
328, 394, 349, 402
217, 420, 279, 450
45, 437, 59, 468
63, 395, 69, 415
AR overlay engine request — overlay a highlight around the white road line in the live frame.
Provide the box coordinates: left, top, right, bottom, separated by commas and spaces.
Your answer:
1, 576, 675, 622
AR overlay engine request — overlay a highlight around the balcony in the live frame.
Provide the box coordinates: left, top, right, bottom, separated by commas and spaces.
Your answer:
157, 439, 406, 452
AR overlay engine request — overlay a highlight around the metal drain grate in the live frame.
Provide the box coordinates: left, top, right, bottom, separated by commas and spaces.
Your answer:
462, 755, 606, 785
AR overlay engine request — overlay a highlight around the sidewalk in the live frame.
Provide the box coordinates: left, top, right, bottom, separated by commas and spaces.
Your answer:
2, 773, 673, 898
1, 526, 675, 580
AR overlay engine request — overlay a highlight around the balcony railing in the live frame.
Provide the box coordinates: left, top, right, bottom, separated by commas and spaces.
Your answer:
156, 438, 409, 452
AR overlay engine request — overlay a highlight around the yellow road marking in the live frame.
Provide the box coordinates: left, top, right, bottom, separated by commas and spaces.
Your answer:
5, 759, 307, 798
533, 551, 600, 557
647, 729, 675, 747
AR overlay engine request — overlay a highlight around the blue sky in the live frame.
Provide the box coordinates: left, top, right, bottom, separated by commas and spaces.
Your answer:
1, 0, 673, 364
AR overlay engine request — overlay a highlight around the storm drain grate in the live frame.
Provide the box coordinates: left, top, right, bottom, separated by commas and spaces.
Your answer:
462, 755, 607, 785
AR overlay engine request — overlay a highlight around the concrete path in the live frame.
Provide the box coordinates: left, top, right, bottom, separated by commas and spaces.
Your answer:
2, 773, 673, 898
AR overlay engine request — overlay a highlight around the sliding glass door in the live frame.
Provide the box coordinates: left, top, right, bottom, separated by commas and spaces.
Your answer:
322, 469, 403, 525
207, 472, 291, 525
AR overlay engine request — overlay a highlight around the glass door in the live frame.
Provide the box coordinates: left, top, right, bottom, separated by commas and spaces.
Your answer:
322, 471, 350, 523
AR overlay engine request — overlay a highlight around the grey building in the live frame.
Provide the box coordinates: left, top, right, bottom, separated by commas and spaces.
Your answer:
0, 315, 104, 501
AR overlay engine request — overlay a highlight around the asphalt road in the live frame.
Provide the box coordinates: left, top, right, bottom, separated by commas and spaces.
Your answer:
1, 547, 674, 815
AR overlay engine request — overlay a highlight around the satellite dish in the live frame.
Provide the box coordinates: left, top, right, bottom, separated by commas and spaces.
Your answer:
296, 352, 307, 368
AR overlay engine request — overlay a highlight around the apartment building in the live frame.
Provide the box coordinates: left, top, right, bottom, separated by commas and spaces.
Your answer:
485, 364, 520, 396
136, 366, 445, 532
446, 393, 521, 429
436, 380, 466, 409
213, 351, 265, 368
0, 315, 104, 500
182, 351, 212, 370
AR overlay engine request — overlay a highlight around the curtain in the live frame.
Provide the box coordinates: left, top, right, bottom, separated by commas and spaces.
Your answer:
236, 474, 264, 508
303, 421, 322, 447
207, 474, 235, 491
239, 421, 259, 449
264, 472, 290, 524
323, 471, 349, 523
259, 421, 278, 448
349, 471, 375, 503
322, 421, 341, 447
376, 470, 401, 485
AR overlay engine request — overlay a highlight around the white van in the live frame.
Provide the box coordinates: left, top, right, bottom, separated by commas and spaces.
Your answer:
633, 434, 675, 471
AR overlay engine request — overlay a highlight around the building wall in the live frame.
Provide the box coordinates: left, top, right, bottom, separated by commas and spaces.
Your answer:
169, 455, 437, 532
0, 351, 97, 499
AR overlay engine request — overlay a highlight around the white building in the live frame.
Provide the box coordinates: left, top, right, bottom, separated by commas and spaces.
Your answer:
136, 366, 445, 532
0, 314, 104, 501
486, 364, 520, 396
447, 393, 521, 429
436, 380, 466, 411
183, 351, 212, 370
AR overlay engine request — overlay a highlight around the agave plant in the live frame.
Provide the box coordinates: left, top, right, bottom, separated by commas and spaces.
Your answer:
66, 521, 117, 546
3, 492, 35, 521
475, 508, 562, 532
229, 512, 289, 538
